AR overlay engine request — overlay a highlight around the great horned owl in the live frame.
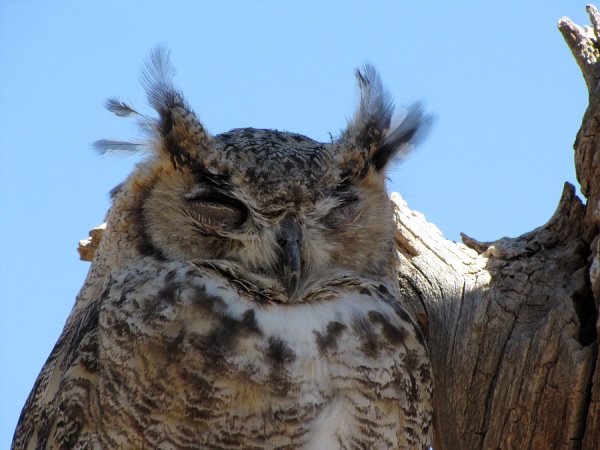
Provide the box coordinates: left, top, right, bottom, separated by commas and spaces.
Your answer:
12, 48, 433, 449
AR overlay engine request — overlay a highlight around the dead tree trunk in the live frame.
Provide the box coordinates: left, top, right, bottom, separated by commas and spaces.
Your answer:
392, 6, 600, 449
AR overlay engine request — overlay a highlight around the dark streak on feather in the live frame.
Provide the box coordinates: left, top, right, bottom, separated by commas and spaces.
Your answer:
191, 285, 227, 312
314, 321, 347, 355
368, 310, 408, 345
61, 300, 100, 371
167, 327, 187, 356
266, 336, 296, 365
241, 309, 261, 333
393, 305, 427, 347
352, 317, 380, 359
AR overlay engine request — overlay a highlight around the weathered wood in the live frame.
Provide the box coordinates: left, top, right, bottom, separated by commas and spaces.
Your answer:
560, 8, 600, 449
74, 7, 600, 448
388, 6, 600, 449
390, 6, 600, 449
393, 183, 597, 449
77, 223, 106, 262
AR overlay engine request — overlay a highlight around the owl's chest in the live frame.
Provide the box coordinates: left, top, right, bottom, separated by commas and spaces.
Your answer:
97, 262, 425, 448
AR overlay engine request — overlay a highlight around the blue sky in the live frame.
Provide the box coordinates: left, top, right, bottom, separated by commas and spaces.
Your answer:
0, 1, 590, 445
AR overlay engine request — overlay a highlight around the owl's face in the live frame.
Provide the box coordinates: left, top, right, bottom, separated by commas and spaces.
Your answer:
102, 49, 429, 301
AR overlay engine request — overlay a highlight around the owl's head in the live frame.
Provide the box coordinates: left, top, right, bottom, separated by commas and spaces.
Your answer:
97, 48, 430, 301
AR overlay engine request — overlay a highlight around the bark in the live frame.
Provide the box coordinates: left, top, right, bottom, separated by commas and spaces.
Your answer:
393, 185, 596, 449
75, 7, 600, 449
390, 6, 600, 449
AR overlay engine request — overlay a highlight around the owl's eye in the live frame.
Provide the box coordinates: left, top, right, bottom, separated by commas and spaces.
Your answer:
186, 192, 247, 229
323, 198, 359, 230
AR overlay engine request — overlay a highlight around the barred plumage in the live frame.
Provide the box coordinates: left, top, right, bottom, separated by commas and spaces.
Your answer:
12, 48, 433, 449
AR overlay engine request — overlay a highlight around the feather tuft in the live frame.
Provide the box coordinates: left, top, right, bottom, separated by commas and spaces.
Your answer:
104, 98, 139, 117
372, 103, 433, 170
93, 139, 144, 155
341, 64, 433, 171
141, 46, 180, 114
353, 64, 395, 141
138, 46, 214, 167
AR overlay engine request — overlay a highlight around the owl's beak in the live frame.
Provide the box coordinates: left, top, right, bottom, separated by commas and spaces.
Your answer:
276, 215, 303, 298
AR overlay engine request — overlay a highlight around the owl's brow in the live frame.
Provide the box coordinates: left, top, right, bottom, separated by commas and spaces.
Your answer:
195, 172, 232, 188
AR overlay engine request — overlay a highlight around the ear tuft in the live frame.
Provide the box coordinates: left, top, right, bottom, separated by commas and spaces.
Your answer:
140, 47, 215, 169
94, 47, 216, 168
372, 103, 433, 171
340, 65, 432, 173
341, 64, 394, 150
141, 46, 178, 117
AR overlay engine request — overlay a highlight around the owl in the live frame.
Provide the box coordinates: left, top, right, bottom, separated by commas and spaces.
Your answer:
12, 48, 433, 449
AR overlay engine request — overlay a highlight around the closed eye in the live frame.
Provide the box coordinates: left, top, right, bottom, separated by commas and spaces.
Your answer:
322, 197, 359, 230
185, 191, 248, 229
